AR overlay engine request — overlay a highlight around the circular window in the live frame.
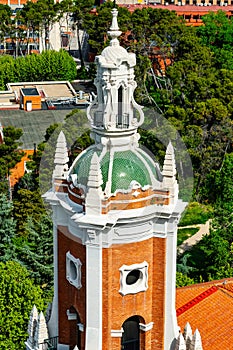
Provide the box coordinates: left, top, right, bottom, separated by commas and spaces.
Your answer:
126, 269, 141, 285
70, 260, 77, 280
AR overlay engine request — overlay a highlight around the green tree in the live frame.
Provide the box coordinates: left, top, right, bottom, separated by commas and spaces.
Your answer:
13, 189, 45, 236
0, 261, 45, 350
0, 194, 16, 262
0, 4, 12, 50
18, 0, 60, 51
197, 10, 233, 69
0, 126, 24, 195
176, 272, 195, 288
14, 214, 53, 288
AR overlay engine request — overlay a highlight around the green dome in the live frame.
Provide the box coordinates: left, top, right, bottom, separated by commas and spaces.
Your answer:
70, 146, 159, 193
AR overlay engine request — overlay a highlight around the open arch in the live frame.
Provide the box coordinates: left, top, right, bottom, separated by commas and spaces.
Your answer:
121, 315, 141, 350
68, 306, 82, 350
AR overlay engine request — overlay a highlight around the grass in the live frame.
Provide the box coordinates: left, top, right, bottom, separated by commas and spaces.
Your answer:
177, 227, 199, 246
179, 202, 213, 227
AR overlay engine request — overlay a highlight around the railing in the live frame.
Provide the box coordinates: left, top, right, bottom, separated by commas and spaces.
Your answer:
116, 113, 129, 128
40, 336, 58, 350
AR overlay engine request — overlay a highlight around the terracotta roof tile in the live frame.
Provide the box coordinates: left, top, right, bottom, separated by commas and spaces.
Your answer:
176, 278, 233, 349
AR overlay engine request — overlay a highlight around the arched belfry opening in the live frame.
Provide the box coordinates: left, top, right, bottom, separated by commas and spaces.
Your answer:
67, 306, 82, 349
121, 315, 142, 350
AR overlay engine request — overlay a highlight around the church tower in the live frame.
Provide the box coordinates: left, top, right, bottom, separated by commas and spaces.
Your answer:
43, 8, 185, 350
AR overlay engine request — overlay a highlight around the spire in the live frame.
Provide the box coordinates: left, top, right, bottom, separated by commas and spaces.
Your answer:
53, 131, 69, 179
162, 141, 176, 180
26, 305, 38, 348
190, 329, 203, 350
85, 152, 103, 215
87, 152, 103, 188
183, 322, 192, 349
34, 311, 49, 349
162, 141, 178, 204
108, 8, 122, 43
175, 333, 186, 350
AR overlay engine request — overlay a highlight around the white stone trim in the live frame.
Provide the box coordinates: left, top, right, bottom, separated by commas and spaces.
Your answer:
58, 344, 69, 350
77, 323, 84, 332
139, 322, 154, 332
119, 261, 148, 296
111, 328, 124, 337
85, 244, 102, 349
66, 310, 77, 321
66, 251, 82, 289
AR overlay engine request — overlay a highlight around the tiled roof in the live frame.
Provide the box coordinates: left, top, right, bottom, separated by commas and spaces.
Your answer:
176, 278, 233, 349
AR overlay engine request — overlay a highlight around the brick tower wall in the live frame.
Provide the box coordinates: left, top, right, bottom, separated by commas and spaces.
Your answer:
102, 237, 166, 350
57, 226, 86, 349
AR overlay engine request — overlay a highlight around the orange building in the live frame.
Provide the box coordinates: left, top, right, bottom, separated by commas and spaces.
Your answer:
120, 3, 233, 26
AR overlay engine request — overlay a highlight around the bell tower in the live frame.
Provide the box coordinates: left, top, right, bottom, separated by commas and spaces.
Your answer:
44, 8, 185, 350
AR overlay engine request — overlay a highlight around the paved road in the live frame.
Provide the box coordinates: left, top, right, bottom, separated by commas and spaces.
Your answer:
177, 220, 210, 255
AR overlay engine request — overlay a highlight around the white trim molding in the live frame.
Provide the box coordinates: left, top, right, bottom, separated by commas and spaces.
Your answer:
66, 310, 77, 321
139, 322, 154, 332
119, 261, 148, 296
66, 251, 82, 289
111, 328, 124, 337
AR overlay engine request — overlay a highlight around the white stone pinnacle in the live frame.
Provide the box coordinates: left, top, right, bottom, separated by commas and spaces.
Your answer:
162, 141, 176, 178
53, 130, 69, 178
87, 152, 103, 188
175, 333, 186, 350
108, 8, 122, 42
184, 322, 192, 341
34, 311, 49, 349
27, 304, 38, 346
190, 329, 203, 350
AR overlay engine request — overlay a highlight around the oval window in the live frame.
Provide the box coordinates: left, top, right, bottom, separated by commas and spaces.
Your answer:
70, 260, 77, 280
126, 269, 141, 285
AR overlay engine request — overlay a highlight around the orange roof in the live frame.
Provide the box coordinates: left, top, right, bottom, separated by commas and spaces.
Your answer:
9, 149, 34, 187
176, 278, 233, 349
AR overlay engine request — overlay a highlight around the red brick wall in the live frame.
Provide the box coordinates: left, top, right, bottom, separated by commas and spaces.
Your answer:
102, 237, 166, 350
57, 226, 86, 350
57, 226, 166, 350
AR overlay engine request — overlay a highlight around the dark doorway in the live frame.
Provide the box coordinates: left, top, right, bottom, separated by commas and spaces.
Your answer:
121, 316, 140, 350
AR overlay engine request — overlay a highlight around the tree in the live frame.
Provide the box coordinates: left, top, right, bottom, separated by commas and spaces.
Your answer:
0, 126, 24, 195
0, 4, 12, 50
13, 189, 46, 236
17, 0, 60, 51
197, 10, 233, 69
61, 0, 95, 66
14, 214, 53, 288
176, 272, 195, 288
0, 261, 45, 350
0, 194, 16, 262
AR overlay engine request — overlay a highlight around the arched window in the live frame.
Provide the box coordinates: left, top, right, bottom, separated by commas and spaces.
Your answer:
117, 85, 123, 127
121, 316, 140, 350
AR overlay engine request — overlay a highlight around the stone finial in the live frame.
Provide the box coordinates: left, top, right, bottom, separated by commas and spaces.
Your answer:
34, 311, 49, 349
53, 131, 69, 179
175, 333, 186, 350
162, 141, 176, 180
162, 141, 178, 203
190, 329, 203, 350
85, 152, 103, 215
87, 152, 103, 188
26, 305, 38, 347
183, 322, 192, 350
108, 8, 122, 42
